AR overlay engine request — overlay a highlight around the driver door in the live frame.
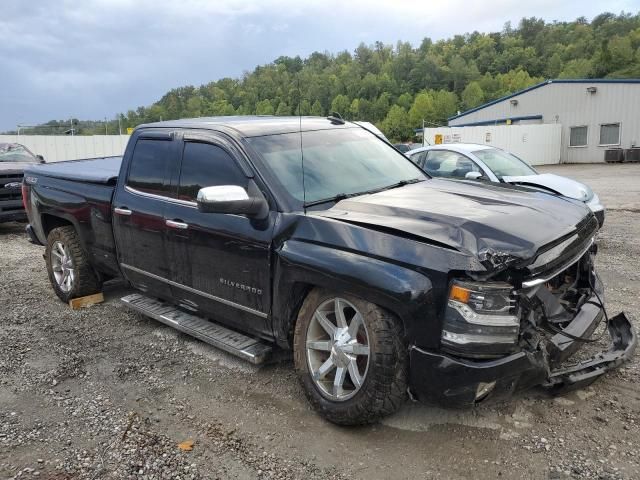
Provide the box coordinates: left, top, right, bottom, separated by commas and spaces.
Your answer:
163, 133, 274, 337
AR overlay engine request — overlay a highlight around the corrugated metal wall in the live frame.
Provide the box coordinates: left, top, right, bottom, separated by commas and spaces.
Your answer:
0, 135, 130, 162
423, 124, 562, 165
448, 82, 640, 163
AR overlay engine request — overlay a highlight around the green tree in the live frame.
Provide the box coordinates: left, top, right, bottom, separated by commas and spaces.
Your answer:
408, 92, 434, 127
432, 90, 459, 124
373, 93, 391, 122
559, 59, 593, 78
330, 94, 351, 117
255, 99, 275, 115
380, 105, 410, 141
396, 93, 413, 110
275, 101, 290, 116
461, 81, 485, 110
310, 100, 324, 116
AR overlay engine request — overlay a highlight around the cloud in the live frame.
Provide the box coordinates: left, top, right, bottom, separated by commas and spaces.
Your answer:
0, 0, 636, 130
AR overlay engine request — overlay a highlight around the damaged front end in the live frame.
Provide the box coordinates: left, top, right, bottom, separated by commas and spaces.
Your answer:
410, 224, 637, 406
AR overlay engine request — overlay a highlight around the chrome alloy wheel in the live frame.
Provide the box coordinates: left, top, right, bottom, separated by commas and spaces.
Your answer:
306, 297, 370, 401
51, 241, 75, 293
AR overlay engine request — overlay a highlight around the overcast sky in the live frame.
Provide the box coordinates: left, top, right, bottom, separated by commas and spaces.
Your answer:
0, 0, 637, 131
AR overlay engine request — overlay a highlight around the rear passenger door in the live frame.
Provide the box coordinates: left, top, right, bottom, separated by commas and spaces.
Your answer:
164, 133, 274, 337
112, 132, 179, 299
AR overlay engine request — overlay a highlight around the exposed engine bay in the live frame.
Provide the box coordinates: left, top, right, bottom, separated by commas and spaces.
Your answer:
519, 249, 604, 358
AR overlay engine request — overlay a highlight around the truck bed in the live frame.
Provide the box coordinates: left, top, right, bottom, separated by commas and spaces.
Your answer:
24, 156, 123, 184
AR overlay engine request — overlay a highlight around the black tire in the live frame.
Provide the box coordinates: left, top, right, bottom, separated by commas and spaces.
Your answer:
293, 288, 407, 425
45, 226, 101, 303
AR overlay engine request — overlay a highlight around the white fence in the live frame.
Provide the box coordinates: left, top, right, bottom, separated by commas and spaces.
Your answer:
0, 135, 130, 162
423, 124, 562, 166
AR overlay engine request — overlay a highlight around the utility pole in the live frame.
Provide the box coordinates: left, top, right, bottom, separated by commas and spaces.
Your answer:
104, 117, 108, 135
118, 115, 122, 135
70, 119, 74, 136
422, 119, 425, 147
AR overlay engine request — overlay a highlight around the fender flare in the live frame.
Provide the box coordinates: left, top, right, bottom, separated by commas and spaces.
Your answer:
271, 239, 443, 349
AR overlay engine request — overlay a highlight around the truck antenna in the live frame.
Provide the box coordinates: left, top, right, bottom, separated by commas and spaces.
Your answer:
297, 76, 307, 212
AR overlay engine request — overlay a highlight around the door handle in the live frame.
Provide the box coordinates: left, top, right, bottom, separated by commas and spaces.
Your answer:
166, 219, 189, 230
114, 207, 132, 216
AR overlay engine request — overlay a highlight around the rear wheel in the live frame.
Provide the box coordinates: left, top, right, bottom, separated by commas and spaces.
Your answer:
45, 226, 101, 302
293, 288, 407, 425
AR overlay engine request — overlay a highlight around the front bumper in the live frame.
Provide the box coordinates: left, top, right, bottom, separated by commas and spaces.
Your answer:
409, 309, 636, 407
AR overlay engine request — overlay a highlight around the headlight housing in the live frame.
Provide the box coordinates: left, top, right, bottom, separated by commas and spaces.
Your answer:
441, 280, 520, 358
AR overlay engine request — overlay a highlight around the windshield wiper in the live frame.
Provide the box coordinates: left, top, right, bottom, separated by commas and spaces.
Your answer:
304, 178, 425, 209
304, 193, 350, 208
356, 177, 425, 197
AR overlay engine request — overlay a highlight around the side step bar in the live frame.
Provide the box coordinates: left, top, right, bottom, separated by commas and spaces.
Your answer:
121, 293, 272, 364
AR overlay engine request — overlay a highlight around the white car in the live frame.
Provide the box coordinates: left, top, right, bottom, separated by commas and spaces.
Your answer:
407, 143, 605, 227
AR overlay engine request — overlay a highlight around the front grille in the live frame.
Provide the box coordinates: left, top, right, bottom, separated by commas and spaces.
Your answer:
0, 192, 21, 200
0, 172, 23, 201
522, 216, 598, 288
0, 172, 24, 180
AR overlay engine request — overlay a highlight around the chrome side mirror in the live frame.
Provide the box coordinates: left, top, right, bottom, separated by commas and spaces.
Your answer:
196, 182, 268, 219
465, 171, 483, 180
197, 185, 249, 203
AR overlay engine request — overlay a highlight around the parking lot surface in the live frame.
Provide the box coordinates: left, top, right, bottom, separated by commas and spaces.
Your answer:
1, 163, 639, 479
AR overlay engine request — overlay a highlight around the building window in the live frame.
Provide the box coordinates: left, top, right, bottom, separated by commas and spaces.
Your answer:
569, 126, 588, 147
599, 123, 621, 146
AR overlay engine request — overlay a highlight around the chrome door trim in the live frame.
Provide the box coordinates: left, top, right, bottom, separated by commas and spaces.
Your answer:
124, 185, 198, 208
120, 263, 268, 319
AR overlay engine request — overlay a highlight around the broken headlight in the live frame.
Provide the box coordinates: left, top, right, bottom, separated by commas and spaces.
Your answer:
441, 280, 520, 358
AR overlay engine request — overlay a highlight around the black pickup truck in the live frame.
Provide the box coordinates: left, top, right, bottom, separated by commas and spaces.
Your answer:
22, 116, 636, 425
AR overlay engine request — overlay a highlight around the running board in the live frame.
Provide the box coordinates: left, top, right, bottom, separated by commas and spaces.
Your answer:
121, 293, 272, 364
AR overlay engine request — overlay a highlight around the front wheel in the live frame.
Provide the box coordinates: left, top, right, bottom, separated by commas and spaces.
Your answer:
45, 226, 101, 303
293, 289, 407, 425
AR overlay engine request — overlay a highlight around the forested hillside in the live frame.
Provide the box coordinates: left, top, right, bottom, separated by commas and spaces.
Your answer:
17, 12, 640, 141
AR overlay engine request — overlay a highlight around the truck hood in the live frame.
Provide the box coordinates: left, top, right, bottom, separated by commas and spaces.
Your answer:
0, 161, 33, 173
316, 179, 594, 268
501, 173, 593, 202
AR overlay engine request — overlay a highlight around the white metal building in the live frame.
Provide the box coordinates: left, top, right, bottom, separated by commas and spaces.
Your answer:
447, 79, 640, 163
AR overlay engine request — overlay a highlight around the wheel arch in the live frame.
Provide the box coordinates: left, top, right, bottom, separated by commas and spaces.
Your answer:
272, 240, 438, 349
41, 212, 75, 237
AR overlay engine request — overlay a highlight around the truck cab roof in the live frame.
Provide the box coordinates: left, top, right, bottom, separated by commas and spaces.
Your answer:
138, 116, 355, 138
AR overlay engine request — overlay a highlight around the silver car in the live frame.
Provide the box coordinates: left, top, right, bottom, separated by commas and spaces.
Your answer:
407, 143, 605, 227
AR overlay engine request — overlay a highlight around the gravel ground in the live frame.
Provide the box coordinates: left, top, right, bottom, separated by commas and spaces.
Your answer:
1, 163, 639, 479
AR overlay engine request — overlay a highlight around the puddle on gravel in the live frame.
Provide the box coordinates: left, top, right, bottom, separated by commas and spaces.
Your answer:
382, 403, 504, 431
151, 327, 259, 374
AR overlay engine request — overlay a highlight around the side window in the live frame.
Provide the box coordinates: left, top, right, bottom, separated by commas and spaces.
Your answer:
408, 151, 426, 168
177, 142, 247, 202
424, 150, 480, 179
127, 138, 174, 196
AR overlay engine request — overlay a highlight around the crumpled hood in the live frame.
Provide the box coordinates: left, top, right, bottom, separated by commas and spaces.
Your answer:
501, 173, 593, 202
315, 179, 593, 267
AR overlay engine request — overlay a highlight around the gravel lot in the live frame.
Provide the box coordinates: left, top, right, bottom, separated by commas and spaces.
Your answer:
1, 163, 639, 479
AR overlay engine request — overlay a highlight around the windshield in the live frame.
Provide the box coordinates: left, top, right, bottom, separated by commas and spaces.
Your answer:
0, 144, 37, 163
472, 148, 536, 178
247, 128, 425, 206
